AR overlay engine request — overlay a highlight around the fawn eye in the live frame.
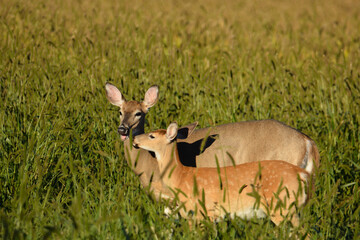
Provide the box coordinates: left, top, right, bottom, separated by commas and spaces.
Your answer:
135, 112, 142, 117
149, 134, 155, 139
119, 111, 123, 116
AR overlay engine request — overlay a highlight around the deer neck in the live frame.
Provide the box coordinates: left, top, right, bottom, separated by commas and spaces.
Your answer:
157, 141, 185, 187
123, 117, 146, 163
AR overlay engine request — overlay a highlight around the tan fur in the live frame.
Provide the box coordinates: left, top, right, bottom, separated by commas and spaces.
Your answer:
105, 83, 319, 200
180, 120, 320, 172
133, 125, 310, 225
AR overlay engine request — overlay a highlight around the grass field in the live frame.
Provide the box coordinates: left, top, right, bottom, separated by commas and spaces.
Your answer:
1, 0, 360, 239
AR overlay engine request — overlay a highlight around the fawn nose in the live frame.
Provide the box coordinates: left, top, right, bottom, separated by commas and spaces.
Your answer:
133, 143, 139, 149
132, 137, 139, 148
118, 126, 128, 135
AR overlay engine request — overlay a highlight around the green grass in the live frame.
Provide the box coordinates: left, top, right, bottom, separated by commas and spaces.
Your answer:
1, 0, 359, 239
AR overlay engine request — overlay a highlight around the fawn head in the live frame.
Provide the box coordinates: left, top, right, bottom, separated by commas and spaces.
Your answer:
133, 122, 197, 158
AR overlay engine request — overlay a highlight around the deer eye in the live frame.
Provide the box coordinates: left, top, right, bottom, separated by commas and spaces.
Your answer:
135, 112, 142, 117
149, 134, 155, 139
119, 111, 123, 116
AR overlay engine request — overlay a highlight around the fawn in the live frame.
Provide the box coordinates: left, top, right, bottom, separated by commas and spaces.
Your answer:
133, 123, 310, 226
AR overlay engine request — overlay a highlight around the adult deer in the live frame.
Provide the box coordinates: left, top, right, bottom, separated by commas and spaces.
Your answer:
133, 123, 309, 225
105, 83, 197, 199
105, 83, 319, 198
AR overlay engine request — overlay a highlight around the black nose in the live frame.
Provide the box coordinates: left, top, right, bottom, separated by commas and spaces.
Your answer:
118, 126, 128, 135
133, 143, 139, 149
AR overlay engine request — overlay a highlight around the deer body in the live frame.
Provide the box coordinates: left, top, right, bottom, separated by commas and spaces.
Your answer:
178, 120, 319, 174
133, 123, 310, 225
105, 83, 318, 201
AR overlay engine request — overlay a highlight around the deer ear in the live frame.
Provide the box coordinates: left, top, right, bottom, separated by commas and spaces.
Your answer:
105, 83, 126, 107
166, 122, 178, 142
177, 122, 198, 139
143, 85, 159, 110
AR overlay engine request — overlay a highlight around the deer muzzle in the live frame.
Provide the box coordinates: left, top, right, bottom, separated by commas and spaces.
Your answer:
118, 125, 128, 135
118, 125, 130, 141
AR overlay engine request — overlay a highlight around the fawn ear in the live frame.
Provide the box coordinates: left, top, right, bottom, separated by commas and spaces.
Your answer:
166, 122, 178, 142
143, 85, 159, 110
105, 83, 126, 107
177, 122, 198, 139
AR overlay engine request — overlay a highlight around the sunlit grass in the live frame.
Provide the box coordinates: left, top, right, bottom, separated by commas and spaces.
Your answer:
1, 0, 359, 239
